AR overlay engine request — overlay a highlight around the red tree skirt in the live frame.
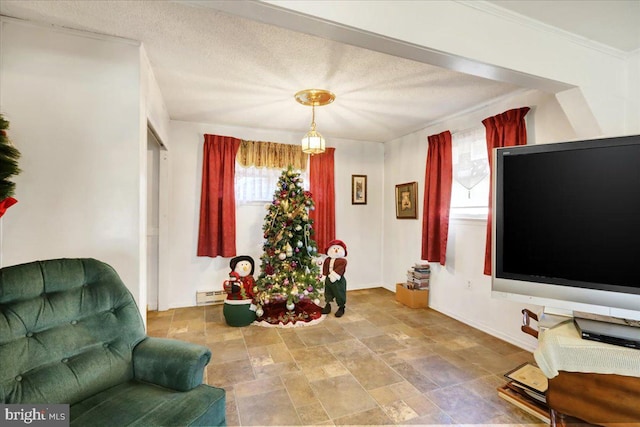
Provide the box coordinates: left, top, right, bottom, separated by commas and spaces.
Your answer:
258, 300, 323, 326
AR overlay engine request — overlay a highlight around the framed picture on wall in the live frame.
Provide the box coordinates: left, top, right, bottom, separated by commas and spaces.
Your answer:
395, 182, 418, 219
351, 175, 367, 205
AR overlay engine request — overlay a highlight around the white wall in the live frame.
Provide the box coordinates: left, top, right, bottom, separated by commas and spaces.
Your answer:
383, 89, 577, 351
0, 19, 156, 320
626, 50, 640, 133
167, 120, 383, 308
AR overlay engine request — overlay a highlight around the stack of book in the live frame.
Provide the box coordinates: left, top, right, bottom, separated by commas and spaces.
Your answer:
497, 363, 549, 423
406, 263, 430, 290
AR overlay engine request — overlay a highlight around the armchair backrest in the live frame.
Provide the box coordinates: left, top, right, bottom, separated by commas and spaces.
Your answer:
0, 258, 146, 404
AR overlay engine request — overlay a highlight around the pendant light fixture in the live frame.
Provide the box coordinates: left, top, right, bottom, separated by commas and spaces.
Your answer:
295, 89, 335, 155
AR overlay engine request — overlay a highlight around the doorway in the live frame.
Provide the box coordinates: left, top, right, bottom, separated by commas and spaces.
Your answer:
146, 125, 167, 311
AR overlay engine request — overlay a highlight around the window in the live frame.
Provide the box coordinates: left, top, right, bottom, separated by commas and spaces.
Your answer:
234, 140, 309, 203
450, 127, 489, 219
235, 163, 309, 204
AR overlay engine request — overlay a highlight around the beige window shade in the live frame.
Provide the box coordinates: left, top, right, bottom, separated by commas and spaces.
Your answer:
237, 140, 308, 171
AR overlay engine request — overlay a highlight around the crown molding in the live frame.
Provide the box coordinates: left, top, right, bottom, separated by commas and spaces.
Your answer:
457, 0, 630, 60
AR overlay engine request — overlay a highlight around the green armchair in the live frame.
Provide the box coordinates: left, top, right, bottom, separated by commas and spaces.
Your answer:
0, 258, 225, 426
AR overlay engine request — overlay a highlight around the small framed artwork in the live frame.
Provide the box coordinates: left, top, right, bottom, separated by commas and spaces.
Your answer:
395, 182, 418, 219
351, 175, 367, 205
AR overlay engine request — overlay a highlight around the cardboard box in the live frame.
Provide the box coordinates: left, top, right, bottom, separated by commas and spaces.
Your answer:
395, 283, 429, 308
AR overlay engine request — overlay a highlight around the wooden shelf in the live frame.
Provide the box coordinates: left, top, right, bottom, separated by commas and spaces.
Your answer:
497, 383, 550, 424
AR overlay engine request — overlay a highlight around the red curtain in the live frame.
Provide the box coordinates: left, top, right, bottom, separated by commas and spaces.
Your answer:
197, 134, 241, 257
482, 107, 530, 275
421, 131, 453, 265
309, 148, 336, 254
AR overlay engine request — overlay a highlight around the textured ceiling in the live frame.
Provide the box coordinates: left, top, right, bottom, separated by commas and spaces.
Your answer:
0, 1, 636, 143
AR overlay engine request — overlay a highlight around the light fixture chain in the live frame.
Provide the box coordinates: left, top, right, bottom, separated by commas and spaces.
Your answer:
295, 89, 334, 155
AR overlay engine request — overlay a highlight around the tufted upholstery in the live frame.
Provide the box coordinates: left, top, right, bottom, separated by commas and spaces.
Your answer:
0, 258, 225, 426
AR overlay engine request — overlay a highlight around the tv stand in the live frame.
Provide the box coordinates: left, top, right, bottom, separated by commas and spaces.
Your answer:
531, 316, 640, 426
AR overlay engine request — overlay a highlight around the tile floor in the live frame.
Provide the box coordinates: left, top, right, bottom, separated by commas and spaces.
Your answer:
147, 288, 546, 426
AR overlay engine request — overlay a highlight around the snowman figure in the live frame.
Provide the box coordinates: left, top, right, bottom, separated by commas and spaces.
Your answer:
223, 255, 257, 326
224, 256, 255, 300
321, 240, 348, 318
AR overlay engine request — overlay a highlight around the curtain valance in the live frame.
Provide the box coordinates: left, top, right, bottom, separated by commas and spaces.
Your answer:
237, 140, 307, 171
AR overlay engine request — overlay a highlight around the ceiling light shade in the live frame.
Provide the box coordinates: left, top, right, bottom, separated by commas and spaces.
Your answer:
301, 125, 325, 155
295, 89, 335, 155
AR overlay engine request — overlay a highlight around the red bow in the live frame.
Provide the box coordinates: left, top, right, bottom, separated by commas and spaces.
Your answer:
0, 197, 17, 218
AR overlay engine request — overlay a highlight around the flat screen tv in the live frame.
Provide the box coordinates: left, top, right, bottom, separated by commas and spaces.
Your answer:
492, 134, 640, 316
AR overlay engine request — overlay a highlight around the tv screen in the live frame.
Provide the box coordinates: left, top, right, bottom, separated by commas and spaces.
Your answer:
493, 135, 640, 314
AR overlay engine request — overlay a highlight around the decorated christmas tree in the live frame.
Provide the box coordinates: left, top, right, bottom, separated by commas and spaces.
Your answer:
254, 166, 323, 325
0, 114, 21, 218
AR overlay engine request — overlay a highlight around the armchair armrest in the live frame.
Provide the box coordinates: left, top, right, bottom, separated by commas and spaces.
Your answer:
133, 337, 211, 391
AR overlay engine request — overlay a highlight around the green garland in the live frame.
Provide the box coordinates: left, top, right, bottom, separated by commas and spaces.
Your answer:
0, 114, 21, 200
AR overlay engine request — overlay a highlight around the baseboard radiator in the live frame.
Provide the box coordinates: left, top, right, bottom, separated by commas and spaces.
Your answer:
196, 290, 226, 305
